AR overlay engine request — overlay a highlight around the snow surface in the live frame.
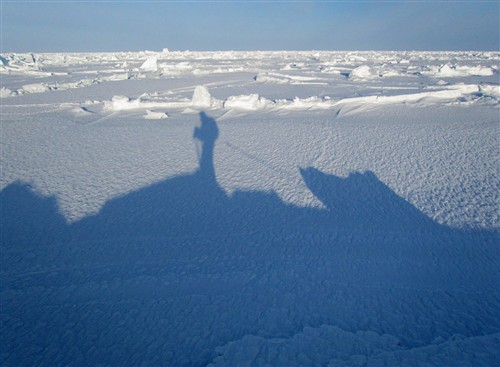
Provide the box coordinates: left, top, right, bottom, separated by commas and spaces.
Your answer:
1, 50, 499, 366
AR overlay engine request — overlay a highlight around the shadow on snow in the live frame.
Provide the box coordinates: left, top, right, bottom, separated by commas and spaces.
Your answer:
1, 112, 499, 366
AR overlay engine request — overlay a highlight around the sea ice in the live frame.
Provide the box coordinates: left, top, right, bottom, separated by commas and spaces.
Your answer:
1, 50, 498, 367
140, 56, 158, 72
192, 85, 214, 108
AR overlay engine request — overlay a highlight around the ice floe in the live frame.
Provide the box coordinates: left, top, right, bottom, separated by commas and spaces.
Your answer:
140, 56, 158, 72
144, 110, 168, 120
349, 65, 379, 79
223, 94, 274, 110
192, 85, 215, 108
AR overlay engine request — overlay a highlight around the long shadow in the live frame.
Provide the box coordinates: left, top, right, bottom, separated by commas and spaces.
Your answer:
1, 112, 499, 366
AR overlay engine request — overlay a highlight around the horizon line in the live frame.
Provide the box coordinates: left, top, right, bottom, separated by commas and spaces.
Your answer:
2, 49, 500, 54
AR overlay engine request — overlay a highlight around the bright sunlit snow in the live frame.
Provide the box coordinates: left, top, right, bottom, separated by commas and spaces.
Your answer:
1, 50, 499, 366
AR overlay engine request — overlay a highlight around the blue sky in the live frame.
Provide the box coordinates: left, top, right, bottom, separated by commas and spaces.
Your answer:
2, 1, 499, 52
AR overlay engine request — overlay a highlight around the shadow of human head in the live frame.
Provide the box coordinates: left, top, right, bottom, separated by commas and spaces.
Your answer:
195, 112, 219, 143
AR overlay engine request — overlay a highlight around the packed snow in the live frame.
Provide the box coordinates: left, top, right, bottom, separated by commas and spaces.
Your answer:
1, 50, 499, 366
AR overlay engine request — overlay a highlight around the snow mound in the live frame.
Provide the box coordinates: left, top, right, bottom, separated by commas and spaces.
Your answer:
140, 57, 158, 72
192, 66, 245, 76
159, 62, 192, 74
103, 94, 193, 112
378, 65, 405, 77
336, 84, 482, 114
255, 72, 324, 84
255, 73, 290, 84
104, 95, 141, 111
100, 83, 492, 116
0, 53, 48, 76
144, 110, 168, 120
0, 87, 12, 98
24, 53, 36, 64
173, 61, 191, 70
319, 66, 342, 74
192, 85, 213, 108
275, 96, 334, 110
479, 84, 500, 98
281, 62, 307, 70
21, 83, 49, 94
349, 65, 378, 79
101, 73, 129, 81
427, 64, 495, 77
223, 94, 274, 110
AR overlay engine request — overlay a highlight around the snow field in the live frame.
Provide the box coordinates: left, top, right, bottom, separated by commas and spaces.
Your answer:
1, 50, 499, 366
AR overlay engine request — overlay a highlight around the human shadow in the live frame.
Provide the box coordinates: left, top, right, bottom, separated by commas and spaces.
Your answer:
1, 113, 499, 366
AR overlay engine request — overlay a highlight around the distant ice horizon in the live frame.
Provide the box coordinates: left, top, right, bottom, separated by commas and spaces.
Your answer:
4, 49, 500, 54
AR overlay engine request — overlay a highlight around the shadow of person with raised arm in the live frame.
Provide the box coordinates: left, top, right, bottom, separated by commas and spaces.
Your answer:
194, 112, 219, 181
68, 112, 228, 251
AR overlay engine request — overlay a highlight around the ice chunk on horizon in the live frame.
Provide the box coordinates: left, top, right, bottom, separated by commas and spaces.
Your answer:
350, 65, 378, 79
140, 56, 158, 72
0, 87, 12, 98
192, 85, 213, 108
